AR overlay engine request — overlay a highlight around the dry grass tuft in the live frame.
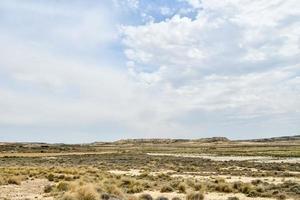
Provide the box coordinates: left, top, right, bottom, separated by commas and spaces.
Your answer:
186, 192, 204, 200
7, 176, 22, 185
160, 185, 174, 193
75, 184, 99, 200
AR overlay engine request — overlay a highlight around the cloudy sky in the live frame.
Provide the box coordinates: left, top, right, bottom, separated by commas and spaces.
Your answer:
0, 0, 299, 143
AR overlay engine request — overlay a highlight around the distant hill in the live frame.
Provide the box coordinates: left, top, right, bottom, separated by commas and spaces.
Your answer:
1, 135, 299, 146
242, 135, 300, 142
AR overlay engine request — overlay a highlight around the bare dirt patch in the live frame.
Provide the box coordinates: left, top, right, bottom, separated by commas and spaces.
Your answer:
0, 179, 53, 200
135, 191, 289, 200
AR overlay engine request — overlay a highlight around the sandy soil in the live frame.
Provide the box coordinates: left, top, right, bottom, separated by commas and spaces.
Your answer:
109, 169, 142, 176
135, 190, 185, 199
108, 169, 176, 176
147, 153, 300, 163
134, 191, 292, 200
0, 179, 53, 200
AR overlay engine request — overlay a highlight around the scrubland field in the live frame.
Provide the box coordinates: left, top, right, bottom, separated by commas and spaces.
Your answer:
0, 136, 300, 200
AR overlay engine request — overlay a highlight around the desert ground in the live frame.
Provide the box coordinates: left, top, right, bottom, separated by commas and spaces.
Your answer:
0, 136, 299, 200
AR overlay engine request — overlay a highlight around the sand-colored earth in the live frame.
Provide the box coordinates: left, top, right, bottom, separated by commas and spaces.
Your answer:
135, 190, 185, 199
108, 169, 176, 176
135, 191, 292, 200
147, 153, 300, 163
0, 179, 53, 200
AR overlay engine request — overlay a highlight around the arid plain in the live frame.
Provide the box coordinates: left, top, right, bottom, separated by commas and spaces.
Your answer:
0, 136, 299, 200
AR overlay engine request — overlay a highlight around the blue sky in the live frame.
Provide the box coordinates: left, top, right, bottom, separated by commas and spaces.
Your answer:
0, 0, 299, 143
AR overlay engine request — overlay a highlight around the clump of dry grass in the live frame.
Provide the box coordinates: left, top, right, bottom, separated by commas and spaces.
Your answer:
215, 182, 233, 193
57, 181, 69, 191
160, 185, 174, 193
102, 183, 124, 197
240, 183, 252, 194
62, 192, 76, 200
193, 183, 205, 192
62, 184, 99, 200
44, 184, 53, 193
76, 185, 99, 200
7, 176, 22, 185
47, 173, 55, 181
186, 192, 204, 200
118, 177, 145, 193
0, 177, 6, 185
177, 182, 186, 193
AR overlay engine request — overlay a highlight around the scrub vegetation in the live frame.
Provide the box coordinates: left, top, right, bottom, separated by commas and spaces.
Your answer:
0, 136, 299, 200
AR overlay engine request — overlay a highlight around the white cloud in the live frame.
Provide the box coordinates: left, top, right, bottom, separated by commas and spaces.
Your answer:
122, 0, 300, 123
0, 0, 299, 141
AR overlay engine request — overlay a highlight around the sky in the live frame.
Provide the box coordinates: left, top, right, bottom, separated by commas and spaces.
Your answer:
0, 0, 299, 143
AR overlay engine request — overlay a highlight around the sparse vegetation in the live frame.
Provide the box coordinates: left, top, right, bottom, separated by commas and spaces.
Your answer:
0, 138, 299, 200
